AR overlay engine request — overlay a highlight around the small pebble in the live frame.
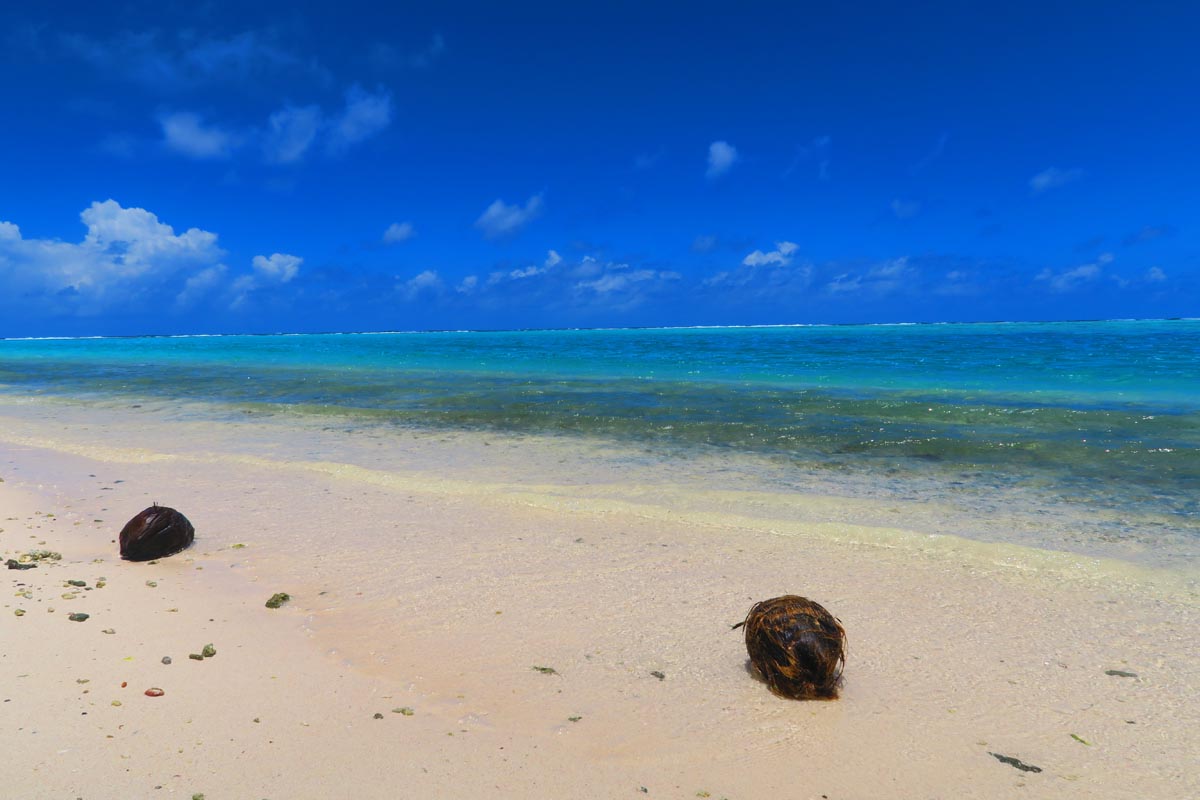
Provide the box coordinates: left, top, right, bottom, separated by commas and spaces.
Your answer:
189, 653, 204, 661
373, 712, 384, 719
393, 707, 415, 716
68, 613, 89, 622
162, 656, 172, 665
102, 628, 116, 635
201, 643, 216, 658
145, 688, 165, 697
13, 609, 25, 617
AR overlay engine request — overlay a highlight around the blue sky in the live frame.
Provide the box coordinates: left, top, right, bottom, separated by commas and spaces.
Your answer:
1, 1, 1196, 336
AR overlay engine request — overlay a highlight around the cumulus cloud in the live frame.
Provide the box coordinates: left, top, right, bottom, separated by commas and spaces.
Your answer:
0, 200, 228, 313
230, 253, 302, 309
263, 105, 322, 164
706, 140, 738, 178
1030, 167, 1084, 194
475, 193, 544, 239
383, 221, 416, 244
159, 111, 238, 159
704, 243, 812, 298
399, 269, 443, 300
1146, 266, 1166, 282
327, 85, 393, 153
1036, 253, 1112, 291
742, 241, 798, 267
252, 253, 301, 283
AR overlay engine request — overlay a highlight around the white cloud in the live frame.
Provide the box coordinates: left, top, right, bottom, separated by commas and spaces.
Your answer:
0, 200, 228, 313
457, 275, 479, 293
383, 221, 416, 244
825, 273, 863, 294
487, 250, 563, 285
263, 105, 322, 164
159, 111, 237, 159
160, 86, 390, 165
252, 253, 301, 283
1036, 253, 1110, 291
574, 267, 681, 309
175, 264, 228, 307
327, 85, 392, 153
742, 241, 798, 267
230, 253, 301, 309
475, 193, 544, 239
1030, 167, 1084, 194
706, 140, 738, 179
1146, 266, 1166, 282
400, 269, 442, 300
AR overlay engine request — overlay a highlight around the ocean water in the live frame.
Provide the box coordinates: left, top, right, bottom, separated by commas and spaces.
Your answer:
2, 320, 1198, 570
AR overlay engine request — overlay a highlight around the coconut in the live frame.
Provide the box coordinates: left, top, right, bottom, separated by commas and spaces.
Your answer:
118, 504, 195, 561
736, 595, 845, 700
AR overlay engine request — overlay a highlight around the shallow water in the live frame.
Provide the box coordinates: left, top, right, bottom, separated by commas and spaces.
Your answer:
2, 320, 1197, 571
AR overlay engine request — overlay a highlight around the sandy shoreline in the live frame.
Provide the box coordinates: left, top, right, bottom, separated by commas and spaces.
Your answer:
2, 398, 1197, 798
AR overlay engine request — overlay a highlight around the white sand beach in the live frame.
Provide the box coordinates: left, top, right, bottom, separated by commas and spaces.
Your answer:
2, 397, 1197, 799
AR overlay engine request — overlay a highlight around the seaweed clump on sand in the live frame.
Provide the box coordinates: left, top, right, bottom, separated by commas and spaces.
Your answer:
735, 595, 846, 700
119, 505, 195, 561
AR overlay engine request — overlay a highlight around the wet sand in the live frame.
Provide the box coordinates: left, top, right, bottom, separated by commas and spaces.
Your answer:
1, 397, 1197, 799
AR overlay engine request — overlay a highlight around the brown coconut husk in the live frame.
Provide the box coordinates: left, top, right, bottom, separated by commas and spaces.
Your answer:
119, 504, 195, 561
735, 595, 846, 700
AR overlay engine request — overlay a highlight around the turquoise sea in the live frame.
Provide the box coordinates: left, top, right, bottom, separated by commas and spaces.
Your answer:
2, 319, 1198, 569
